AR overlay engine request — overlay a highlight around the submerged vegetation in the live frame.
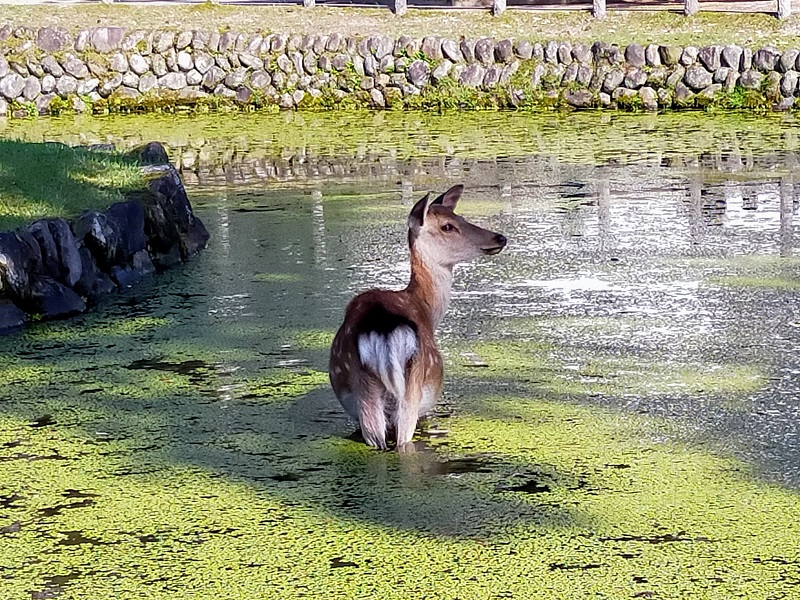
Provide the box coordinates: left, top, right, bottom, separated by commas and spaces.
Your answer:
0, 140, 145, 231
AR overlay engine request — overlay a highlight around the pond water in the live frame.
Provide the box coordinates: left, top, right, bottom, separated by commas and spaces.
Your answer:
1, 111, 799, 598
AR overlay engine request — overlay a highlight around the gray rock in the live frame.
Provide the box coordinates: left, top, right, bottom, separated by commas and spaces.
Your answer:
645, 44, 661, 67
723, 70, 739, 93
74, 30, 90, 52
360, 76, 374, 91
0, 302, 25, 333
721, 45, 743, 70
680, 46, 698, 66
271, 33, 287, 53
659, 45, 682, 66
277, 54, 293, 74
219, 31, 238, 53
72, 96, 87, 113
781, 70, 799, 96
0, 97, 6, 115
110, 53, 128, 72
766, 70, 782, 98
326, 33, 343, 53
753, 46, 781, 72
673, 81, 695, 105
164, 48, 178, 71
369, 88, 385, 108
175, 30, 193, 50
292, 89, 305, 106
331, 54, 348, 72
10, 60, 28, 77
250, 70, 271, 89
77, 78, 99, 95
556, 42, 571, 65
271, 71, 285, 90
47, 219, 82, 287
421, 36, 443, 61
41, 74, 56, 94
572, 42, 591, 64
0, 57, 7, 78
239, 53, 263, 70
739, 69, 764, 89
698, 45, 722, 71
612, 87, 638, 103
532, 42, 544, 61
779, 49, 799, 73
665, 65, 686, 88
576, 64, 593, 86
602, 69, 624, 93
625, 44, 645, 67
193, 52, 214, 74
431, 60, 453, 82
151, 54, 168, 77
598, 92, 611, 106
697, 83, 722, 102
29, 277, 86, 319
213, 84, 236, 99
36, 27, 70, 52
460, 63, 485, 88
564, 88, 593, 107
235, 86, 252, 103
138, 73, 157, 93
304, 53, 318, 75
192, 30, 208, 51
624, 67, 647, 89
407, 60, 429, 87
379, 55, 394, 74
495, 39, 513, 63
741, 48, 753, 70
98, 73, 121, 96
122, 72, 139, 88
544, 40, 558, 63
640, 86, 658, 110
177, 51, 194, 72
90, 27, 124, 53
684, 66, 713, 91
442, 38, 462, 62
460, 39, 476, 63
375, 36, 393, 59
0, 73, 25, 100
113, 86, 139, 99
774, 97, 795, 111
159, 72, 187, 91
186, 69, 202, 86
713, 67, 732, 83
35, 93, 56, 113
483, 64, 502, 88
350, 55, 364, 76
224, 68, 247, 88
499, 61, 519, 85
40, 56, 63, 78
62, 54, 89, 79
562, 62, 579, 84
25, 58, 44, 77
129, 54, 149, 75
475, 38, 495, 65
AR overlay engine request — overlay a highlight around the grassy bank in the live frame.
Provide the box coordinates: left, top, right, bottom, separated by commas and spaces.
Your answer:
2, 4, 800, 48
0, 141, 145, 231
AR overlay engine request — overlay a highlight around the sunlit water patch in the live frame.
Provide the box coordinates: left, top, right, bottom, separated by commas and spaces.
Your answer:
1, 111, 799, 598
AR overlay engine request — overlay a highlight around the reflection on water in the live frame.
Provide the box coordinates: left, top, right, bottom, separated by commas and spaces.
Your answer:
1, 111, 800, 597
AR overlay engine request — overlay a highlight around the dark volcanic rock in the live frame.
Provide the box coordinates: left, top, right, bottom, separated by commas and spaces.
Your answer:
147, 167, 210, 260
47, 218, 82, 287
0, 231, 40, 298
0, 301, 26, 333
106, 200, 146, 261
72, 211, 121, 270
28, 276, 86, 319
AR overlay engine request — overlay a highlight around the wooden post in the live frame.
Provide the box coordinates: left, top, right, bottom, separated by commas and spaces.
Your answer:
391, 0, 407, 15
778, 0, 792, 19
303, 0, 314, 7
592, 0, 606, 19
684, 0, 699, 16
492, 0, 507, 16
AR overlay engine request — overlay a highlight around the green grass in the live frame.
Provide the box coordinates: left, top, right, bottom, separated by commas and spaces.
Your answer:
3, 5, 800, 49
0, 140, 145, 231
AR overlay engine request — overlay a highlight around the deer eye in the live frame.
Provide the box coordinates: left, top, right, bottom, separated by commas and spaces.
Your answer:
441, 223, 455, 232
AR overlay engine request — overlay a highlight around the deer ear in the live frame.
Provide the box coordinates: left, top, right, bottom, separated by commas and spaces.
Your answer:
407, 193, 431, 232
430, 184, 464, 210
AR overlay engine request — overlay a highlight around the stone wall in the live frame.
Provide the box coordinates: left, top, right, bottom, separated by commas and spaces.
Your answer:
0, 25, 799, 113
0, 142, 209, 333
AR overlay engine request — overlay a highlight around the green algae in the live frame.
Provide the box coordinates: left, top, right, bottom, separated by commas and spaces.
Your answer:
241, 370, 328, 402
252, 272, 303, 283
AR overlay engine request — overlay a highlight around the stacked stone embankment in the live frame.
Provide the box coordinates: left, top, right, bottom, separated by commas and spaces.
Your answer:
0, 25, 798, 113
0, 142, 209, 333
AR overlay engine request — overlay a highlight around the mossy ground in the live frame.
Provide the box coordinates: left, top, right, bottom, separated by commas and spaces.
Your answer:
0, 140, 145, 231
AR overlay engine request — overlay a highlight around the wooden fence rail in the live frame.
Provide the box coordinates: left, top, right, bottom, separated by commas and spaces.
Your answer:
299, 0, 792, 20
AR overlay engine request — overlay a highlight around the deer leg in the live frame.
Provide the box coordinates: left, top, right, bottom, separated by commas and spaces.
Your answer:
359, 378, 388, 450
395, 361, 423, 451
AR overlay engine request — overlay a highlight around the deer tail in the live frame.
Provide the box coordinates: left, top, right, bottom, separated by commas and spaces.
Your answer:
357, 325, 418, 402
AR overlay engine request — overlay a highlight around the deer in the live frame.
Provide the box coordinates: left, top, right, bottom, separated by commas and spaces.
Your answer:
328, 184, 507, 452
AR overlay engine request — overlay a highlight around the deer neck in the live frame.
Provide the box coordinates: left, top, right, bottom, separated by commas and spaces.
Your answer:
406, 247, 454, 330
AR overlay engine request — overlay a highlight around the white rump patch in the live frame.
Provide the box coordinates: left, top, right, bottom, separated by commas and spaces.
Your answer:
357, 326, 418, 401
